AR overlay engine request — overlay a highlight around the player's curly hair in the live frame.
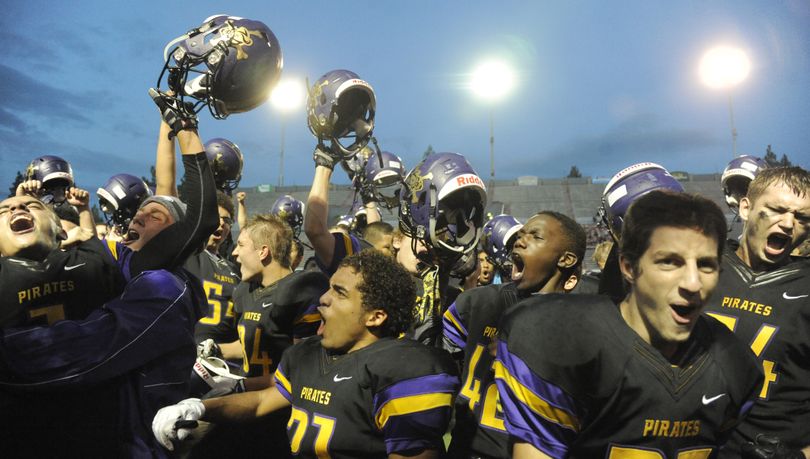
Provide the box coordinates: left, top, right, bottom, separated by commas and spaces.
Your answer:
339, 250, 416, 337
216, 190, 235, 219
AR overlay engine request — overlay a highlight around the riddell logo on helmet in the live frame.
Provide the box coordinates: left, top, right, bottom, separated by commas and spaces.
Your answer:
456, 174, 483, 187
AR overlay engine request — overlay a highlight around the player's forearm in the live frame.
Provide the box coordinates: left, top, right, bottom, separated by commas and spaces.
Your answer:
202, 385, 289, 422
512, 443, 554, 459
219, 340, 243, 360
77, 206, 96, 238
176, 128, 205, 156
365, 202, 381, 224
305, 166, 336, 265
237, 200, 248, 229
243, 374, 274, 392
155, 120, 179, 197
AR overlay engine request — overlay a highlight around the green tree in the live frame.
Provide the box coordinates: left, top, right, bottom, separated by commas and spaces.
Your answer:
567, 165, 582, 178
8, 170, 25, 197
763, 145, 793, 167
422, 145, 435, 160
779, 154, 793, 167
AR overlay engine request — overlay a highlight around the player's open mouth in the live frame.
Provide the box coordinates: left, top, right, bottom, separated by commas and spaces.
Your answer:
765, 233, 790, 257
10, 212, 34, 234
511, 253, 525, 281
316, 307, 327, 336
670, 303, 699, 325
124, 229, 140, 245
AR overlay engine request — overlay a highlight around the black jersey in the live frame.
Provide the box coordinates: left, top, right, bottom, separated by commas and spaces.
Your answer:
443, 283, 521, 458
495, 294, 762, 458
185, 250, 240, 343
703, 245, 810, 454
0, 238, 126, 327
233, 270, 328, 377
274, 336, 459, 458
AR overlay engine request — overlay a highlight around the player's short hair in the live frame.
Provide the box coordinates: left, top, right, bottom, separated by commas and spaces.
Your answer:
532, 210, 587, 272
747, 166, 810, 204
244, 213, 292, 268
362, 221, 393, 245
216, 190, 235, 219
339, 250, 416, 337
620, 190, 726, 274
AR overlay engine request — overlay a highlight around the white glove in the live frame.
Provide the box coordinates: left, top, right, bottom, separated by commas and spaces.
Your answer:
152, 398, 205, 451
192, 356, 246, 398
197, 338, 222, 359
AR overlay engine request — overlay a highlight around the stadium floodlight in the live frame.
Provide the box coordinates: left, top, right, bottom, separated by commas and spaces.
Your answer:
270, 78, 306, 186
469, 60, 516, 195
699, 46, 751, 157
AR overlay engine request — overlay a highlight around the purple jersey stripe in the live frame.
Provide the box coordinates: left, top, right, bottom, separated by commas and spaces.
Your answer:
496, 340, 580, 418
442, 303, 467, 349
373, 373, 459, 411
274, 364, 292, 402
383, 406, 451, 455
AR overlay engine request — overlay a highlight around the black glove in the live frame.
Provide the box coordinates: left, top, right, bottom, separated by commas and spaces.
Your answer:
741, 434, 805, 459
149, 88, 198, 139
313, 144, 339, 170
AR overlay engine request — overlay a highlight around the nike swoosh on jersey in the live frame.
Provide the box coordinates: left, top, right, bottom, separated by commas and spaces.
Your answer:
782, 292, 809, 300
64, 263, 86, 271
333, 375, 352, 382
262, 302, 273, 308
701, 393, 726, 405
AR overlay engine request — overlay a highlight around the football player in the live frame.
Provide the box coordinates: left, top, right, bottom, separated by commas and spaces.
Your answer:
443, 211, 585, 458
153, 250, 459, 458
494, 190, 763, 458
702, 166, 810, 458
362, 221, 395, 257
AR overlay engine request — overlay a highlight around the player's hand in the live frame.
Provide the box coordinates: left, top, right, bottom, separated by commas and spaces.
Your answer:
149, 88, 198, 139
65, 187, 90, 208
741, 434, 805, 459
197, 339, 223, 359
236, 191, 247, 204
151, 398, 205, 451
313, 144, 340, 170
16, 180, 42, 197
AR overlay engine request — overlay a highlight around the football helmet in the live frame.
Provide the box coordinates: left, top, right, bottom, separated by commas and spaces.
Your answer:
360, 149, 405, 209
270, 195, 304, 237
96, 174, 153, 232
159, 15, 283, 119
481, 214, 523, 269
204, 138, 244, 193
598, 162, 684, 241
25, 155, 74, 204
307, 69, 375, 158
721, 155, 767, 211
399, 152, 487, 263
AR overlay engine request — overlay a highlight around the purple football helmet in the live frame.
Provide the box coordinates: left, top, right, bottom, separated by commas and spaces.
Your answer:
159, 15, 283, 119
361, 150, 405, 209
96, 173, 153, 232
481, 214, 523, 269
270, 195, 304, 237
205, 138, 244, 193
721, 155, 768, 211
598, 162, 684, 241
307, 69, 375, 158
399, 152, 487, 263
25, 155, 74, 204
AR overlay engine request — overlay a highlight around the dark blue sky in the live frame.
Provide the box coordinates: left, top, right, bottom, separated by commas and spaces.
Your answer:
1, 0, 809, 195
